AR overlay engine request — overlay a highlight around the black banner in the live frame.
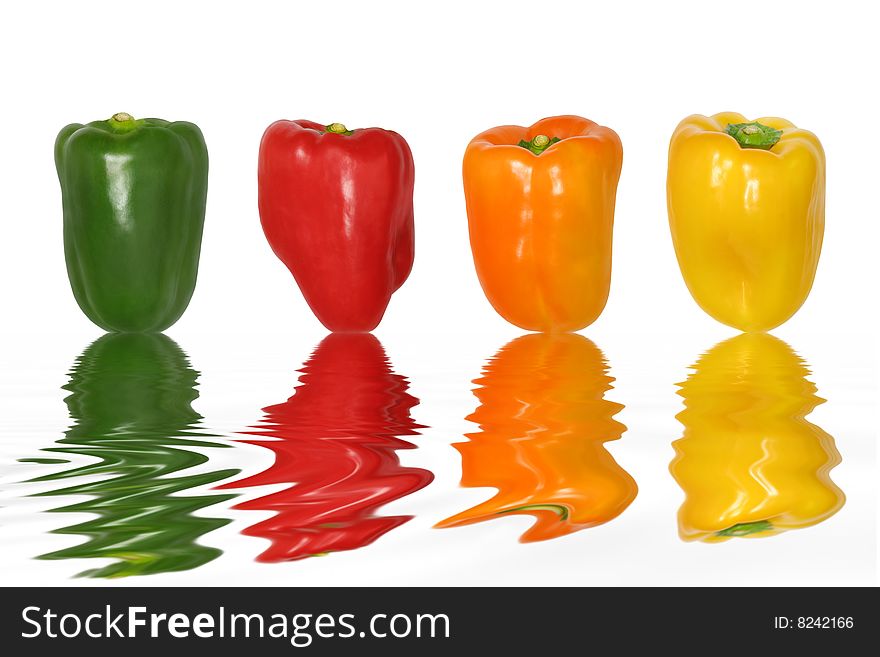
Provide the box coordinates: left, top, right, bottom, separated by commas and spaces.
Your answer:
1, 586, 875, 654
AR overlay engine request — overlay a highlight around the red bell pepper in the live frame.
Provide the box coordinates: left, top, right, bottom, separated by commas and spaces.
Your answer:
217, 334, 433, 562
258, 120, 415, 332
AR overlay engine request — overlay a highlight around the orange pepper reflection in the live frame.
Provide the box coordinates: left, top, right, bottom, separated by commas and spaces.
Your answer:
670, 333, 845, 542
219, 334, 433, 561
437, 333, 636, 542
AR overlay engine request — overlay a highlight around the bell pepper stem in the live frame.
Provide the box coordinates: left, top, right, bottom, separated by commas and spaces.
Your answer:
518, 134, 561, 155
725, 122, 782, 150
108, 112, 141, 133
325, 122, 354, 136
716, 520, 773, 537
498, 503, 570, 521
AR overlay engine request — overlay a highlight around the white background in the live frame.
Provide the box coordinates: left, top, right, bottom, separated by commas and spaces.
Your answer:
0, 0, 877, 586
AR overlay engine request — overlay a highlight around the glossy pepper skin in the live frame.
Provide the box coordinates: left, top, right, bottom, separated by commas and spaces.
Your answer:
258, 120, 415, 332
670, 333, 844, 542
55, 113, 208, 333
436, 333, 636, 542
463, 115, 623, 332
667, 112, 825, 332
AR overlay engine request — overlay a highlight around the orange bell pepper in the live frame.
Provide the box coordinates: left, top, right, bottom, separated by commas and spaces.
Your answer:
462, 115, 623, 332
436, 333, 637, 542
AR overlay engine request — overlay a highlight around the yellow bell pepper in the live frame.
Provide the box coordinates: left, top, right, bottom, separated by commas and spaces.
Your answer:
670, 333, 844, 542
436, 333, 637, 542
667, 112, 825, 332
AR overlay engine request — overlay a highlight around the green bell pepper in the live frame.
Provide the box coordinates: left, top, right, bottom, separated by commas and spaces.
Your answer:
30, 333, 238, 577
55, 113, 208, 332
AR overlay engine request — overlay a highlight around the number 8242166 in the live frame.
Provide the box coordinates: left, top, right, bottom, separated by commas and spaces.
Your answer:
774, 617, 855, 630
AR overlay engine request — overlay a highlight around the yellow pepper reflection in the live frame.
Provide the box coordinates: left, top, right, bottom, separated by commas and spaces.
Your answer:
437, 333, 637, 542
671, 333, 844, 542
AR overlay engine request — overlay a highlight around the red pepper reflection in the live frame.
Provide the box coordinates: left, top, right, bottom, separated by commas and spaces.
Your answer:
219, 334, 433, 562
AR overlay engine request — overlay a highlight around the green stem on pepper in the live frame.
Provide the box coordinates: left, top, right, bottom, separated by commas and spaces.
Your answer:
517, 134, 561, 155
725, 122, 782, 150
716, 520, 774, 537
498, 503, 570, 521
325, 122, 354, 136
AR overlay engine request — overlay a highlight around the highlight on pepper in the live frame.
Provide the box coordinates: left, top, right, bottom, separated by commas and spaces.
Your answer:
258, 119, 415, 332
666, 112, 826, 332
670, 332, 844, 542
55, 113, 209, 333
463, 115, 623, 333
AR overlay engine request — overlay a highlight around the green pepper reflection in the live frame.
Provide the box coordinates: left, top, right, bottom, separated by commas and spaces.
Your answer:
29, 334, 239, 578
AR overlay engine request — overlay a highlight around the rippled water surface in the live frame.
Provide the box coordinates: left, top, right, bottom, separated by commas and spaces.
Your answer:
1, 328, 876, 586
